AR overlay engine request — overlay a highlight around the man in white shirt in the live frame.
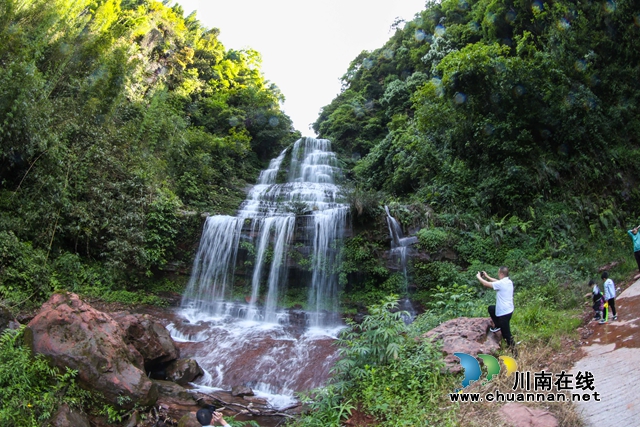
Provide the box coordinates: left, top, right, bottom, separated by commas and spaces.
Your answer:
476, 266, 515, 350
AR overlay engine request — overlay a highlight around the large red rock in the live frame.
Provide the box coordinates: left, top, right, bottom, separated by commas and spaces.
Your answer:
49, 404, 91, 427
110, 311, 179, 366
153, 379, 200, 419
423, 317, 501, 372
26, 293, 157, 408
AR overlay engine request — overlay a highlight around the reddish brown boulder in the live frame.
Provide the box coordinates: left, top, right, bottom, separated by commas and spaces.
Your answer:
423, 317, 501, 372
154, 379, 199, 413
499, 403, 559, 427
111, 311, 179, 365
49, 404, 91, 427
166, 358, 204, 386
26, 293, 157, 408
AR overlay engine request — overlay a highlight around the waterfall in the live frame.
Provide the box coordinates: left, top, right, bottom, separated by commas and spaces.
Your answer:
174, 138, 348, 404
384, 206, 419, 323
183, 216, 244, 315
182, 137, 349, 326
385, 206, 414, 283
307, 206, 349, 327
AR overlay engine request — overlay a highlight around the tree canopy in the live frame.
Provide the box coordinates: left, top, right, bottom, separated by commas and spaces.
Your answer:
315, 0, 640, 222
0, 0, 299, 304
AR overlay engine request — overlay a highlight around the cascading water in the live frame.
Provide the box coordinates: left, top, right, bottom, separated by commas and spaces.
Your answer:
385, 206, 418, 284
183, 137, 348, 324
170, 137, 349, 405
384, 206, 418, 323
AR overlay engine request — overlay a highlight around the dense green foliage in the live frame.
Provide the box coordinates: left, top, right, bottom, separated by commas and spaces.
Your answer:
302, 1, 640, 423
319, 0, 640, 344
0, 327, 88, 426
316, 0, 640, 225
293, 296, 457, 427
0, 0, 299, 308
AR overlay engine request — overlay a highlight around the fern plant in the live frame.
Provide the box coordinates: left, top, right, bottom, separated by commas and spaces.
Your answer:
332, 295, 409, 388
0, 326, 87, 427
294, 295, 453, 427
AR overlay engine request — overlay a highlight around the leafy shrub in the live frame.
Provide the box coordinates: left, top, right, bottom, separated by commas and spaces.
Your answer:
412, 260, 467, 298
379, 272, 407, 294
416, 227, 450, 252
299, 296, 456, 426
145, 187, 183, 270
411, 283, 490, 335
355, 340, 452, 426
294, 384, 355, 427
51, 252, 114, 293
344, 187, 383, 223
339, 235, 390, 306
502, 248, 532, 271
0, 327, 88, 426
0, 231, 52, 308
145, 277, 188, 294
426, 283, 482, 317
333, 295, 409, 381
454, 231, 501, 265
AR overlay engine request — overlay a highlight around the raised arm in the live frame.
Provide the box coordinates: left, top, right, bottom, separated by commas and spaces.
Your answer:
482, 270, 498, 282
212, 412, 229, 427
476, 271, 494, 289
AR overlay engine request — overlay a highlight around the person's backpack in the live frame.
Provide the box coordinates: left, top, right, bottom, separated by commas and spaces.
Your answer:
592, 286, 604, 311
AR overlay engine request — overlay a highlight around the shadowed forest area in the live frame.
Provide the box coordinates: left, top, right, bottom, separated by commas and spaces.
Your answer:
0, 0, 299, 309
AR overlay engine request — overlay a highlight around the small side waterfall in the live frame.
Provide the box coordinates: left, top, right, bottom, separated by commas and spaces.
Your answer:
384, 206, 418, 284
384, 206, 419, 323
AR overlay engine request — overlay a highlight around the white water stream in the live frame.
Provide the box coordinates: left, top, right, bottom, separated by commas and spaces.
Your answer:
170, 137, 349, 405
384, 206, 419, 322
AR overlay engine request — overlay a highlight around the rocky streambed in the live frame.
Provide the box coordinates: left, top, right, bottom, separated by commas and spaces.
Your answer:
3, 291, 512, 427
16, 292, 323, 427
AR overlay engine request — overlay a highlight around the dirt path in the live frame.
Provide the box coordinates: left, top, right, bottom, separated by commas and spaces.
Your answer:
571, 277, 640, 426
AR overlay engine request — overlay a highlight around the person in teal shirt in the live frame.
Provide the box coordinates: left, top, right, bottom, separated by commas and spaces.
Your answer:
628, 225, 640, 272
